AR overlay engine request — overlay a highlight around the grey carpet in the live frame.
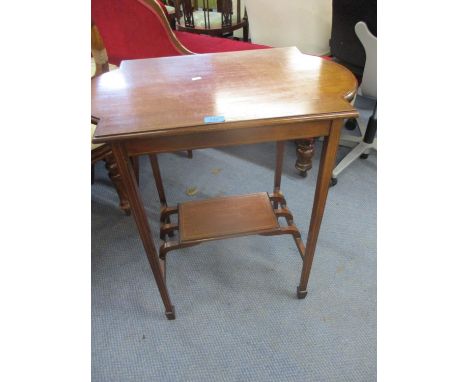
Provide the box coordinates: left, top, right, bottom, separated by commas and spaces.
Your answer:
92, 98, 376, 382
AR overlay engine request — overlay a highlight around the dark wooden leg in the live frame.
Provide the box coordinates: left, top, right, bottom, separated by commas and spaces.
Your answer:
242, 21, 249, 42
273, 141, 285, 209
149, 154, 168, 207
169, 14, 176, 30
91, 164, 95, 184
149, 154, 175, 237
187, 150, 193, 159
243, 10, 249, 42
297, 120, 342, 298
103, 152, 131, 215
295, 138, 315, 177
112, 143, 176, 320
131, 156, 139, 185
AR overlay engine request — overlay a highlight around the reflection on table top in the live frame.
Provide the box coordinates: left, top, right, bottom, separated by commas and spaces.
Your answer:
92, 47, 357, 143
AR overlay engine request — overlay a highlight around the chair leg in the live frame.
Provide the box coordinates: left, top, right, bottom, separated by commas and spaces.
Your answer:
91, 164, 95, 184
332, 102, 377, 179
362, 103, 377, 145
242, 9, 249, 42
243, 23, 249, 42
338, 134, 363, 149
295, 138, 315, 177
187, 150, 193, 159
103, 153, 131, 215
332, 141, 370, 178
345, 118, 358, 130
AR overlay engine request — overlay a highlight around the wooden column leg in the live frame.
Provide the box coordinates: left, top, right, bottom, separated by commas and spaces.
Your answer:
297, 120, 342, 299
103, 152, 131, 215
112, 144, 176, 320
273, 141, 285, 209
295, 138, 315, 177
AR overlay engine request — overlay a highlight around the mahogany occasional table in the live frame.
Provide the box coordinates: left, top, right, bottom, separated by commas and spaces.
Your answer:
92, 47, 358, 320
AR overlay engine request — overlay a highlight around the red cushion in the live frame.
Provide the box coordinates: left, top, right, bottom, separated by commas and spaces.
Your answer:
176, 32, 333, 61
92, 0, 330, 65
175, 31, 270, 54
92, 0, 182, 65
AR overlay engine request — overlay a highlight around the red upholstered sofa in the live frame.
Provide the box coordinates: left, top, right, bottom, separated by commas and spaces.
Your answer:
154, 0, 269, 54
91, 0, 269, 66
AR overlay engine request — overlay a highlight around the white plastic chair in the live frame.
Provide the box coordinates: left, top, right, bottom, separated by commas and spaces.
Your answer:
331, 21, 377, 185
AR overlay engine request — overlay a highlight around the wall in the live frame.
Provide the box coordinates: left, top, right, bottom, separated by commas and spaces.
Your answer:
243, 0, 332, 56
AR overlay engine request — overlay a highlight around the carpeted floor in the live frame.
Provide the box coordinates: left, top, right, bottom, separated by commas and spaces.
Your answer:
91, 98, 376, 381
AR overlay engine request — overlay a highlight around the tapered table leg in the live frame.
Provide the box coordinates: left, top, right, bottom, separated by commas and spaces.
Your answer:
297, 120, 342, 298
273, 141, 285, 208
111, 143, 176, 320
149, 154, 168, 207
149, 154, 175, 238
131, 156, 139, 185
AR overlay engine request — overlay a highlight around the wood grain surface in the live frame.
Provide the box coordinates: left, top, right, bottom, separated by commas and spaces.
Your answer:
179, 192, 279, 243
92, 47, 357, 143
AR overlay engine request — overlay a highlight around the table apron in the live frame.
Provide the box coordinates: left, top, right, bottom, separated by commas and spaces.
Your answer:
123, 119, 332, 156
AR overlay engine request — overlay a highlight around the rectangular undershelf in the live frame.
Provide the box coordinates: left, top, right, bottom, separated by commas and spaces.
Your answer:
178, 192, 279, 244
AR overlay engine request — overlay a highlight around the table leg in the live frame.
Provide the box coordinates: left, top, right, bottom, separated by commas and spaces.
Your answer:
149, 154, 175, 238
273, 141, 285, 209
295, 138, 315, 177
297, 120, 342, 298
131, 156, 139, 185
111, 143, 176, 320
149, 154, 168, 207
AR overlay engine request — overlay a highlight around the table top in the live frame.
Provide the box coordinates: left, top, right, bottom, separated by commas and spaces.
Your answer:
92, 47, 357, 143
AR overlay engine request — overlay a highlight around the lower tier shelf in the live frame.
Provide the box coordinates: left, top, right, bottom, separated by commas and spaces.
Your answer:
179, 192, 279, 243
158, 191, 306, 263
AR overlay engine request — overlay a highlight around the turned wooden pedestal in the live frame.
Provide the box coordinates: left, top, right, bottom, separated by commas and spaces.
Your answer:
295, 138, 315, 177
91, 144, 139, 215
